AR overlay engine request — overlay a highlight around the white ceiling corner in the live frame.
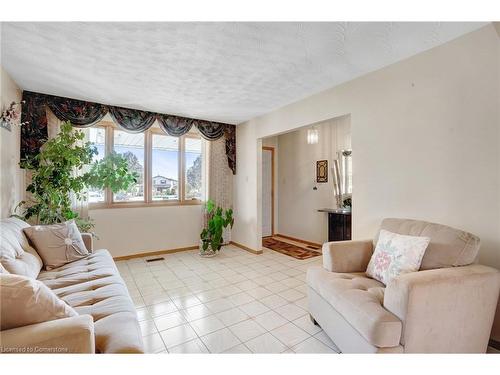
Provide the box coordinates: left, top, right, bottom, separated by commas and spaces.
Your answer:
0, 22, 487, 124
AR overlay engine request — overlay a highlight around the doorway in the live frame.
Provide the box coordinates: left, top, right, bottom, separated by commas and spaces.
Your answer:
259, 114, 351, 252
262, 146, 274, 237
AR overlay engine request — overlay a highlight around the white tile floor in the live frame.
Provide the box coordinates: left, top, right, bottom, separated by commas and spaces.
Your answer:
116, 245, 340, 354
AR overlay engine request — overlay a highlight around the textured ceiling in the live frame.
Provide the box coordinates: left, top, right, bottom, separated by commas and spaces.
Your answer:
0, 22, 487, 124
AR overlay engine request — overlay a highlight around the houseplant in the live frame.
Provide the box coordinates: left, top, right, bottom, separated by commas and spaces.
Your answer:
15, 121, 138, 233
200, 199, 234, 257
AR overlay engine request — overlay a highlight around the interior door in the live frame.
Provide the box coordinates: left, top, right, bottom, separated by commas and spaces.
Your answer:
262, 148, 273, 237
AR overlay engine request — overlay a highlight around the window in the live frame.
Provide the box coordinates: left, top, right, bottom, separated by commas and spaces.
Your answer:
184, 137, 203, 201
88, 127, 106, 203
113, 130, 145, 202
152, 134, 179, 201
88, 122, 205, 207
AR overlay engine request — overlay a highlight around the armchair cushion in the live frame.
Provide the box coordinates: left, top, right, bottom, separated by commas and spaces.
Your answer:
307, 266, 402, 348
322, 239, 373, 273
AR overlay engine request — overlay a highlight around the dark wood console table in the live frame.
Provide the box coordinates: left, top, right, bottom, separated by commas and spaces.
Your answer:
318, 208, 352, 242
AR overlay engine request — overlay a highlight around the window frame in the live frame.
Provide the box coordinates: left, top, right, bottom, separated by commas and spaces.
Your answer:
89, 121, 205, 209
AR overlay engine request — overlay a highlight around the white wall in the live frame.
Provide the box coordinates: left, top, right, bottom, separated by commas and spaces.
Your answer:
232, 121, 261, 250
232, 25, 500, 271
90, 205, 203, 257
0, 66, 24, 219
276, 115, 350, 243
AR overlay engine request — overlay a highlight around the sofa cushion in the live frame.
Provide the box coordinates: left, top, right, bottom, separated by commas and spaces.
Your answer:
307, 266, 402, 348
0, 217, 43, 278
37, 250, 119, 289
376, 218, 480, 270
0, 273, 78, 330
24, 220, 89, 270
0, 263, 9, 274
37, 249, 143, 353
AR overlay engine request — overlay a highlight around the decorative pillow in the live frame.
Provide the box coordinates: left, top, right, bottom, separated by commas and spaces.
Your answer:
366, 229, 430, 285
0, 217, 43, 278
23, 220, 89, 271
0, 273, 78, 330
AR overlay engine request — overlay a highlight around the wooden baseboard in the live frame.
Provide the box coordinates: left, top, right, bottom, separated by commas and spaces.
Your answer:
230, 241, 263, 255
113, 245, 198, 261
113, 240, 264, 261
275, 233, 322, 248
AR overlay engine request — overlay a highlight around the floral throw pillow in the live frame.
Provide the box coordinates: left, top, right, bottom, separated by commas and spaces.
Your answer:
366, 229, 430, 285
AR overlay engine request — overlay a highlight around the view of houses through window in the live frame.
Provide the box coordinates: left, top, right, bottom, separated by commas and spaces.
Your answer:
152, 134, 179, 201
88, 123, 205, 206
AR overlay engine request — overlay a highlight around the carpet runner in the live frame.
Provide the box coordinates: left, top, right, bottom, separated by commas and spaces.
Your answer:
262, 237, 321, 260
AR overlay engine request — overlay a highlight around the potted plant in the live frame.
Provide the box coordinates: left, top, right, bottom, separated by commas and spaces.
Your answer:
15, 121, 138, 234
200, 199, 234, 257
342, 195, 352, 210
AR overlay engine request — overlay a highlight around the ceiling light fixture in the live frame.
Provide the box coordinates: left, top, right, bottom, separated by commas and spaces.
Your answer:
307, 128, 319, 144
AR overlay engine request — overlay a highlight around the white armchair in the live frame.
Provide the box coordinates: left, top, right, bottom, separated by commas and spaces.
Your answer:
307, 218, 500, 353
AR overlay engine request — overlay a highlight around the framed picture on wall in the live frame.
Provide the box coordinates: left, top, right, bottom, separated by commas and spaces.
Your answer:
316, 160, 328, 183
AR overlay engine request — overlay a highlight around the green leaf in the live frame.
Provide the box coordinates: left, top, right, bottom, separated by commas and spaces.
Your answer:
15, 121, 136, 237
200, 200, 234, 252
206, 199, 215, 214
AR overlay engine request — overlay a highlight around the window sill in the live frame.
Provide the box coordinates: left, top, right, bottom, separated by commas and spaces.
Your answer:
89, 200, 204, 210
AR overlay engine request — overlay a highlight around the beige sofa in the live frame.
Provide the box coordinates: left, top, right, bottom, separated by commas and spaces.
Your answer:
0, 217, 144, 353
307, 218, 500, 353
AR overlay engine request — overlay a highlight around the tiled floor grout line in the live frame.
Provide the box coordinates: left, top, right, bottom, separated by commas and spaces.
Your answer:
143, 297, 312, 353
119, 246, 334, 353
135, 268, 306, 308
172, 300, 302, 352
122, 262, 175, 354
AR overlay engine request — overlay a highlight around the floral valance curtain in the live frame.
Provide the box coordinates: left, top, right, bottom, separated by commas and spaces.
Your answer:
108, 106, 157, 133
157, 115, 193, 136
21, 91, 236, 174
47, 96, 108, 127
195, 120, 226, 140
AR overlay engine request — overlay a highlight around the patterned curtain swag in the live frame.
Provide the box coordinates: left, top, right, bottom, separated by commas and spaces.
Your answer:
21, 91, 236, 174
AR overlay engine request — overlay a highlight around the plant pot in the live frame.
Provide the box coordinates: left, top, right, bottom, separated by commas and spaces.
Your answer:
222, 226, 232, 245
199, 240, 218, 258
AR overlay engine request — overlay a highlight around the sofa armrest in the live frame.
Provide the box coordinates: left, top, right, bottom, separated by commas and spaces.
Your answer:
81, 233, 93, 253
384, 265, 500, 353
0, 315, 95, 354
322, 239, 373, 273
